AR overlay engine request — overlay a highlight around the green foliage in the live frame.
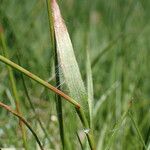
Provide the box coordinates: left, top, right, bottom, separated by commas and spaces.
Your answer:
0, 0, 150, 149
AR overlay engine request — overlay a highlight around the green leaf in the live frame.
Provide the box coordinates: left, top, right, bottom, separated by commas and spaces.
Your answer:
86, 47, 94, 127
51, 0, 90, 122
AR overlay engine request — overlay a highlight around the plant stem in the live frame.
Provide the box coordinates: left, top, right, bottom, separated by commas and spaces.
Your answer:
76, 108, 95, 150
16, 52, 53, 147
0, 54, 80, 108
76, 132, 84, 150
0, 101, 44, 150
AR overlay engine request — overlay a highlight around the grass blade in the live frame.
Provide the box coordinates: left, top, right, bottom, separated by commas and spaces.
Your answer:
0, 101, 44, 150
105, 109, 129, 150
144, 126, 150, 150
128, 111, 147, 149
16, 51, 53, 147
91, 33, 123, 68
51, 0, 89, 119
55, 53, 65, 149
76, 132, 84, 150
0, 32, 27, 150
0, 54, 80, 108
49, 0, 95, 149
46, 0, 65, 148
93, 82, 119, 118
97, 124, 107, 150
86, 47, 94, 127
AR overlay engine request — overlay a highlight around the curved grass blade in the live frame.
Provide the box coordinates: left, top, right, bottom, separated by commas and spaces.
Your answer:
105, 109, 129, 150
91, 33, 124, 68
0, 101, 44, 150
128, 111, 147, 149
16, 51, 53, 147
93, 82, 119, 118
0, 31, 27, 150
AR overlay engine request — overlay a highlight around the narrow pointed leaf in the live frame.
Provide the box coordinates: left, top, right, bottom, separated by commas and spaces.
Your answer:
51, 0, 90, 121
86, 48, 94, 127
0, 101, 44, 150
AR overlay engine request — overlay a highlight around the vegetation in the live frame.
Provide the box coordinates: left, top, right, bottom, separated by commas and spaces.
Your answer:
0, 0, 150, 149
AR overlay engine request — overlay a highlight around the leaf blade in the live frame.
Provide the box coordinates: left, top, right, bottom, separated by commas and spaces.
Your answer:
51, 0, 89, 120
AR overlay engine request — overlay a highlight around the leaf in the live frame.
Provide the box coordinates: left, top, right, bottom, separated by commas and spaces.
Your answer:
49, 1, 95, 149
0, 101, 44, 150
93, 82, 119, 118
51, 0, 90, 122
105, 109, 129, 150
0, 31, 27, 150
129, 112, 147, 149
86, 47, 94, 127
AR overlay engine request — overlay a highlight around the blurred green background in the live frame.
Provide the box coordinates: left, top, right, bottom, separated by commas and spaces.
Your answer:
0, 0, 150, 149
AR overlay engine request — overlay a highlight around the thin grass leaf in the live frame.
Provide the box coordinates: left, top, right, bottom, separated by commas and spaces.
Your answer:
0, 101, 44, 150
0, 31, 27, 150
76, 132, 84, 150
144, 126, 150, 150
147, 144, 150, 150
5, 88, 15, 109
91, 33, 124, 68
128, 111, 147, 149
16, 51, 53, 147
93, 82, 119, 118
86, 47, 94, 127
97, 124, 107, 150
55, 53, 65, 149
105, 109, 129, 150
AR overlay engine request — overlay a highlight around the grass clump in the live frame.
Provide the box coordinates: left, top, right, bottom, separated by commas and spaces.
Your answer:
0, 0, 150, 150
